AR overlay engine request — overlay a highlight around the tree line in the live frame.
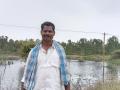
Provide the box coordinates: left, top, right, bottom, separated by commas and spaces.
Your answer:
0, 35, 120, 58
61, 36, 120, 55
0, 36, 34, 56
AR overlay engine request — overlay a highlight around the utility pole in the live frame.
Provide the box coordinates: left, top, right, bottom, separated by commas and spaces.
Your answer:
102, 32, 106, 82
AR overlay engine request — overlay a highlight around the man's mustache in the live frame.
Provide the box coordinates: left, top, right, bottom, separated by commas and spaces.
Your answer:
43, 35, 51, 37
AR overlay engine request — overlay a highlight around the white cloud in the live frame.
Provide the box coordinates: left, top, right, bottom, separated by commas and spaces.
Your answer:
0, 0, 120, 42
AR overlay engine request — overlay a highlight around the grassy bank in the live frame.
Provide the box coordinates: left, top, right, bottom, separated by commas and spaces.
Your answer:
87, 80, 120, 90
107, 59, 120, 66
67, 55, 110, 61
0, 53, 20, 60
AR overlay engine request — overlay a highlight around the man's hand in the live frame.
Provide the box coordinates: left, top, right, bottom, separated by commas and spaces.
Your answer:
65, 83, 70, 90
21, 82, 26, 90
21, 87, 26, 90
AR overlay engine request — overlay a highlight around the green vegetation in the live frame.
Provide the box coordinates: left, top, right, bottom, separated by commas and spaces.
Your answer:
107, 49, 120, 66
111, 49, 120, 59
0, 36, 35, 60
67, 55, 110, 61
62, 36, 120, 55
20, 39, 35, 59
0, 54, 20, 60
108, 59, 120, 66
0, 35, 120, 61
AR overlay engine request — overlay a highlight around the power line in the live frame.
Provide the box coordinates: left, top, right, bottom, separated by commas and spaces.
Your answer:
0, 23, 102, 34
57, 29, 103, 34
0, 23, 120, 38
0, 23, 39, 29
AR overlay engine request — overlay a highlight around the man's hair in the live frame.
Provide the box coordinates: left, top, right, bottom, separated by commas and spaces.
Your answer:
41, 21, 55, 32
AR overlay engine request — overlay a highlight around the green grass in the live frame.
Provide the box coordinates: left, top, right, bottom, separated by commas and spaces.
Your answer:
67, 55, 110, 61
0, 54, 20, 60
107, 59, 120, 66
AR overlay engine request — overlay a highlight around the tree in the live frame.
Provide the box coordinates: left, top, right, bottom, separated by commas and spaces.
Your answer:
106, 36, 120, 54
20, 39, 35, 59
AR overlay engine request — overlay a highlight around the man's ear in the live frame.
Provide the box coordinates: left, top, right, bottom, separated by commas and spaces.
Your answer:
53, 32, 55, 36
40, 30, 42, 34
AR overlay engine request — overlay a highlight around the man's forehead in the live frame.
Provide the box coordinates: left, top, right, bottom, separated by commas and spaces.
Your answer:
43, 26, 53, 30
43, 25, 52, 28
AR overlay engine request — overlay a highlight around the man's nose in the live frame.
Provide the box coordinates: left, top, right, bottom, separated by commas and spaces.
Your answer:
45, 31, 50, 34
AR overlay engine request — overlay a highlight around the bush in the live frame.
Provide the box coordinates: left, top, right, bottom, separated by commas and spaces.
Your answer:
111, 49, 120, 59
20, 40, 35, 59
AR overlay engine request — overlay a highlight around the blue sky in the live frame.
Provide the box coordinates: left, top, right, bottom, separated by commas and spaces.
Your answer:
0, 0, 120, 42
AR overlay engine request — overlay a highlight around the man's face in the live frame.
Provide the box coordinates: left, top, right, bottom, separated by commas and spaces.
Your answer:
41, 25, 55, 42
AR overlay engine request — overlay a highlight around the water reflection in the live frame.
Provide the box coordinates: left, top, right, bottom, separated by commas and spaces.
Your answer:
0, 60, 120, 90
70, 61, 103, 80
69, 60, 120, 89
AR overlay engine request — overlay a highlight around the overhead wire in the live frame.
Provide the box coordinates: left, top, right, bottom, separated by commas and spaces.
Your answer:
0, 23, 120, 38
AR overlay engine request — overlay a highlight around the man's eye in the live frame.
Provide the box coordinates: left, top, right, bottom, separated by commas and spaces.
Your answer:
43, 31, 52, 33
49, 31, 52, 33
43, 31, 47, 33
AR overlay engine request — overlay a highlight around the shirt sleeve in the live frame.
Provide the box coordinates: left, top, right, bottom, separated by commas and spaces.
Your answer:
21, 49, 33, 83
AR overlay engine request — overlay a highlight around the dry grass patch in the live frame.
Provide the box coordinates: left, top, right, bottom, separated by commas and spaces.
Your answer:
87, 80, 120, 90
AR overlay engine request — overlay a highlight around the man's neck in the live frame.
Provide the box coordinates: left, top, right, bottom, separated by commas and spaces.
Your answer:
42, 40, 53, 51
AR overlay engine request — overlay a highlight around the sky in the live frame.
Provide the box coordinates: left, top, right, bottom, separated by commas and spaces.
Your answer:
0, 0, 120, 42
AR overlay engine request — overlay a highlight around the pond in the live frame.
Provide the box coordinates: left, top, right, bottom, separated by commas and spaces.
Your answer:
0, 60, 120, 90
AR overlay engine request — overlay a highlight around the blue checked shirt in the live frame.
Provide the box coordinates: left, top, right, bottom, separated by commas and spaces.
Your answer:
22, 40, 70, 90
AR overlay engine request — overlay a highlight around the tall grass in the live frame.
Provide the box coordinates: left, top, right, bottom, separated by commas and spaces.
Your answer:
87, 80, 120, 90
0, 63, 7, 90
0, 61, 20, 90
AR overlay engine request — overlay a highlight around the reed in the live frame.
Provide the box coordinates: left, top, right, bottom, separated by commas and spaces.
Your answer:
87, 80, 120, 90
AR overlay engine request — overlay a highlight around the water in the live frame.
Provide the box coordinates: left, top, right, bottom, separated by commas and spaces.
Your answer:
0, 60, 24, 90
0, 60, 120, 90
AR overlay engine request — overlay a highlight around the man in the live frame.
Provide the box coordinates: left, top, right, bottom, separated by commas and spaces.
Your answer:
21, 21, 70, 90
